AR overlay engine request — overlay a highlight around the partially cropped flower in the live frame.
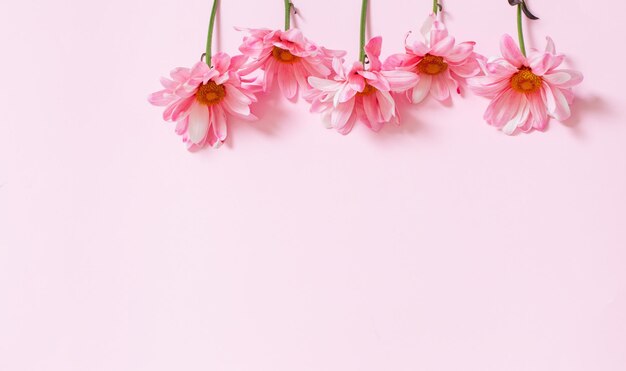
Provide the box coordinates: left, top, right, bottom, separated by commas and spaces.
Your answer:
148, 53, 258, 150
469, 35, 583, 135
384, 13, 482, 104
305, 37, 418, 134
238, 27, 345, 99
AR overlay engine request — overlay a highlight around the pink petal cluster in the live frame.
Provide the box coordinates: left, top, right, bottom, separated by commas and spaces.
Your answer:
470, 35, 583, 135
305, 37, 418, 134
148, 53, 258, 150
384, 14, 482, 104
238, 28, 345, 99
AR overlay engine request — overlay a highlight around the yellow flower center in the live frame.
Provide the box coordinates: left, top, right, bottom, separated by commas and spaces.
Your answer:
417, 54, 448, 75
196, 81, 226, 106
510, 67, 542, 94
272, 46, 300, 64
357, 84, 376, 96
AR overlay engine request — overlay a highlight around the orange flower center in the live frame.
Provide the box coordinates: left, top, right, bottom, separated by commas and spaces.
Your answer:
510, 67, 542, 94
417, 54, 448, 75
357, 84, 376, 96
272, 46, 300, 64
196, 81, 226, 106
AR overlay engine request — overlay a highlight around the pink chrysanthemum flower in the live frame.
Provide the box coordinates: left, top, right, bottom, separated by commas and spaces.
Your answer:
470, 35, 583, 135
238, 27, 345, 99
148, 53, 258, 150
305, 37, 418, 134
383, 13, 482, 104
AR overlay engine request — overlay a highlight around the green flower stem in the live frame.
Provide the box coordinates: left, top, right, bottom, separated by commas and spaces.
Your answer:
205, 0, 219, 66
433, 0, 438, 14
284, 0, 291, 30
517, 3, 527, 57
359, 0, 368, 63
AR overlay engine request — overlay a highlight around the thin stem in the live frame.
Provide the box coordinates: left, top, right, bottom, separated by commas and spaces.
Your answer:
284, 0, 291, 30
517, 3, 526, 57
205, 0, 219, 66
433, 0, 438, 14
359, 0, 368, 63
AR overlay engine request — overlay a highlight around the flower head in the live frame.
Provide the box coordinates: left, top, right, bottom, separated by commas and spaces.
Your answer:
384, 14, 482, 104
305, 37, 418, 134
238, 27, 345, 99
470, 35, 583, 135
148, 53, 258, 150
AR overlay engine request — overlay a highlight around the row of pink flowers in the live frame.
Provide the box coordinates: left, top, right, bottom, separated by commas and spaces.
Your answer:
149, 14, 583, 151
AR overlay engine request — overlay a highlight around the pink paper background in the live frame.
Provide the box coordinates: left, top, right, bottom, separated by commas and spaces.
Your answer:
1, 0, 625, 370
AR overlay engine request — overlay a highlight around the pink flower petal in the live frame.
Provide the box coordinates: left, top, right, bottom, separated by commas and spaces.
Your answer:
376, 90, 395, 122
225, 85, 252, 105
211, 105, 228, 141
407, 40, 430, 56
448, 58, 481, 78
358, 70, 378, 80
348, 71, 366, 92
331, 98, 355, 130
445, 72, 460, 95
411, 74, 432, 103
336, 83, 357, 104
365, 73, 391, 92
332, 57, 346, 78
301, 58, 331, 78
445, 42, 476, 63
502, 95, 530, 135
170, 96, 194, 121
365, 36, 383, 70
211, 53, 231, 73
430, 36, 455, 57
429, 18, 449, 47
542, 83, 571, 121
238, 57, 265, 76
430, 74, 450, 101
187, 102, 210, 144
542, 70, 583, 88
159, 77, 177, 90
162, 100, 178, 121
500, 35, 526, 68
383, 53, 410, 69
175, 116, 188, 135
561, 87, 575, 104
336, 110, 357, 135
206, 117, 220, 148
469, 75, 511, 99
380, 70, 419, 92
278, 64, 298, 99
148, 90, 174, 106
527, 91, 548, 131
308, 77, 343, 92
292, 63, 310, 89
484, 89, 522, 128
230, 55, 248, 71
281, 28, 305, 44
222, 88, 251, 117
262, 58, 277, 92
170, 67, 191, 82
362, 94, 382, 128
191, 61, 211, 79
527, 53, 552, 76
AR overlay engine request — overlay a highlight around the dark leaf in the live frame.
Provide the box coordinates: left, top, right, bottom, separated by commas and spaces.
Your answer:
508, 0, 540, 20
521, 2, 540, 20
